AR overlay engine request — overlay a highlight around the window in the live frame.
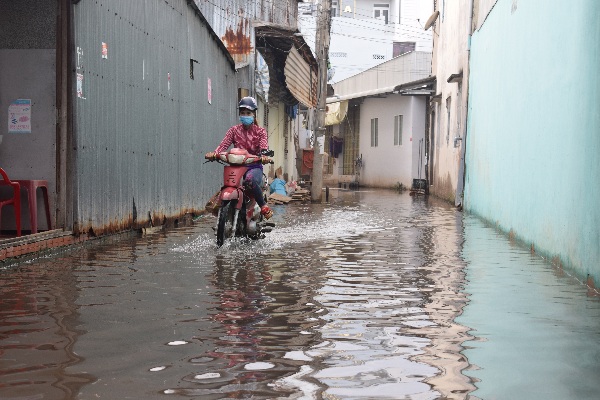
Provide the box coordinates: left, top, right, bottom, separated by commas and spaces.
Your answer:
394, 115, 403, 145
374, 4, 390, 24
393, 41, 415, 57
371, 118, 379, 147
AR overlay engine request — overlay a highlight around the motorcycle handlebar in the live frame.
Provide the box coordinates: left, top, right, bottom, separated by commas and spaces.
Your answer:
204, 152, 273, 165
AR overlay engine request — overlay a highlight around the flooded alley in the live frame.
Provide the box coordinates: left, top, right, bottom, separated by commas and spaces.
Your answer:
1, 189, 599, 400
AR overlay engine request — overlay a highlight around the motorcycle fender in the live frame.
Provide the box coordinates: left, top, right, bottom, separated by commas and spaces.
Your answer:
220, 188, 239, 201
220, 188, 245, 209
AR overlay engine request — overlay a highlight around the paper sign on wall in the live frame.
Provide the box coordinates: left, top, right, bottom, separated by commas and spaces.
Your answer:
8, 99, 32, 133
317, 136, 325, 154
208, 78, 212, 104
102, 42, 108, 59
77, 73, 85, 99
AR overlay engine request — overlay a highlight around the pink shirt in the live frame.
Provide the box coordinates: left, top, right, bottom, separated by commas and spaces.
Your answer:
215, 124, 268, 156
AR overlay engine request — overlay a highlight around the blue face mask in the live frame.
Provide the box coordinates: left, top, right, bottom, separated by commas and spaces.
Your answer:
240, 116, 254, 126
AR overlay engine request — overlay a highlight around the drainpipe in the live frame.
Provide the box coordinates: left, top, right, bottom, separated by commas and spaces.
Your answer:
459, 0, 475, 209
56, 0, 75, 231
467, 0, 474, 51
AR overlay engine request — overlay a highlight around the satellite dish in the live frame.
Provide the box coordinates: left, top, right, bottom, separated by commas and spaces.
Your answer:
424, 11, 440, 30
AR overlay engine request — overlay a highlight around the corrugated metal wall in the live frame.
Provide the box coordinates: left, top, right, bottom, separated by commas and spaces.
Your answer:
72, 0, 237, 235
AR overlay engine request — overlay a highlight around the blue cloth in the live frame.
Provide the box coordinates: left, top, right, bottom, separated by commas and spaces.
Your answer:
270, 178, 287, 196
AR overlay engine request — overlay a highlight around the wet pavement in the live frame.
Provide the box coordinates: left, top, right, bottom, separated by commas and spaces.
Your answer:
0, 189, 598, 399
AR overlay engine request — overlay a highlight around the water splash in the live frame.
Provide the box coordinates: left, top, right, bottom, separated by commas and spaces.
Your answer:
172, 208, 381, 255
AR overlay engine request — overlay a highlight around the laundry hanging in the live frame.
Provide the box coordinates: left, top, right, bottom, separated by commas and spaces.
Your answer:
329, 136, 344, 158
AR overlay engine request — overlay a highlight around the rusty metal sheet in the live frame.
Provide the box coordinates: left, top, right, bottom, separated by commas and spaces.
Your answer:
221, 17, 253, 65
193, 0, 301, 69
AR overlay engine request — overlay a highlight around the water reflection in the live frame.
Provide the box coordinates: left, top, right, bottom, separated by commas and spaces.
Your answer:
177, 254, 284, 397
281, 193, 473, 399
0, 189, 597, 399
209, 255, 272, 368
0, 191, 473, 399
0, 263, 94, 399
458, 216, 600, 400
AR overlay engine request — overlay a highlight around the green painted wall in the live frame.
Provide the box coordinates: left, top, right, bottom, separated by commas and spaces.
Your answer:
465, 0, 600, 283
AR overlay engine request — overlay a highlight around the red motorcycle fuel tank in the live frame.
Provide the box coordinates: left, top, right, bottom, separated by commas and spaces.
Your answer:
223, 165, 247, 187
220, 165, 247, 208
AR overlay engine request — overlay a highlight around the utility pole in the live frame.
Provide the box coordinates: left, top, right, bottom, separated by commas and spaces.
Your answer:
311, 0, 331, 202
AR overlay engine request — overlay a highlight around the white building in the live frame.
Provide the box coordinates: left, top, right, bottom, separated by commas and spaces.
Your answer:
299, 0, 433, 83
324, 52, 433, 188
424, 0, 473, 206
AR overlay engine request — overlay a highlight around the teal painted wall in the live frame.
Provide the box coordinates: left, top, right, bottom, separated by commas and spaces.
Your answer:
465, 0, 600, 283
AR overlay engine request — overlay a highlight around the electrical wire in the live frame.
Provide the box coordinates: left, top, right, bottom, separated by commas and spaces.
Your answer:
330, 19, 433, 40
302, 14, 434, 41
194, 1, 432, 58
199, 0, 432, 44
302, 1, 434, 36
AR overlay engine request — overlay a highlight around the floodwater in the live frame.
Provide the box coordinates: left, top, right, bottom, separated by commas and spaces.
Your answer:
0, 189, 598, 400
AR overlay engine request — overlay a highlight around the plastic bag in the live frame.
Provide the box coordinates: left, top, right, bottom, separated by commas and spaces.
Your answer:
205, 191, 221, 216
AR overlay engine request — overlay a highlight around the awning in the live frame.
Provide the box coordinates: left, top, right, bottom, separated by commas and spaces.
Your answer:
394, 76, 436, 95
326, 76, 436, 103
255, 24, 318, 107
325, 101, 348, 126
285, 46, 318, 108
326, 86, 397, 103
447, 72, 463, 83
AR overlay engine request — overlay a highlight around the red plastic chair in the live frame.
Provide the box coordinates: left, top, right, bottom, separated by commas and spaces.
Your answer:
0, 168, 21, 237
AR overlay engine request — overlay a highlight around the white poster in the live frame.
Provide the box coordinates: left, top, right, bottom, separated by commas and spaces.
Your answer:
317, 136, 325, 154
8, 99, 32, 133
77, 73, 85, 99
208, 78, 212, 104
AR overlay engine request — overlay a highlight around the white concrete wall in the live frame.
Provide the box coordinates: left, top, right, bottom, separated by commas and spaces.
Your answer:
265, 103, 284, 179
298, 112, 312, 149
287, 113, 303, 181
428, 0, 472, 203
0, 49, 56, 230
358, 95, 425, 188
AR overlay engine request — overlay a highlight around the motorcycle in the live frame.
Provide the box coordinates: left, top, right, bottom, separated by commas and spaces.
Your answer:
205, 148, 275, 247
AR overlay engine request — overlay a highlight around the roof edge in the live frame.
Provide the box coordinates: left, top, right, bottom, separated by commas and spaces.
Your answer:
187, 0, 235, 69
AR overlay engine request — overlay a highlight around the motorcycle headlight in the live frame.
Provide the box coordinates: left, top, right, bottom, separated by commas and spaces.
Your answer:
227, 154, 246, 164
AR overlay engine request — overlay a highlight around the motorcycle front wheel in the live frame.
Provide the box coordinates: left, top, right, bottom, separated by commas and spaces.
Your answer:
216, 200, 236, 247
